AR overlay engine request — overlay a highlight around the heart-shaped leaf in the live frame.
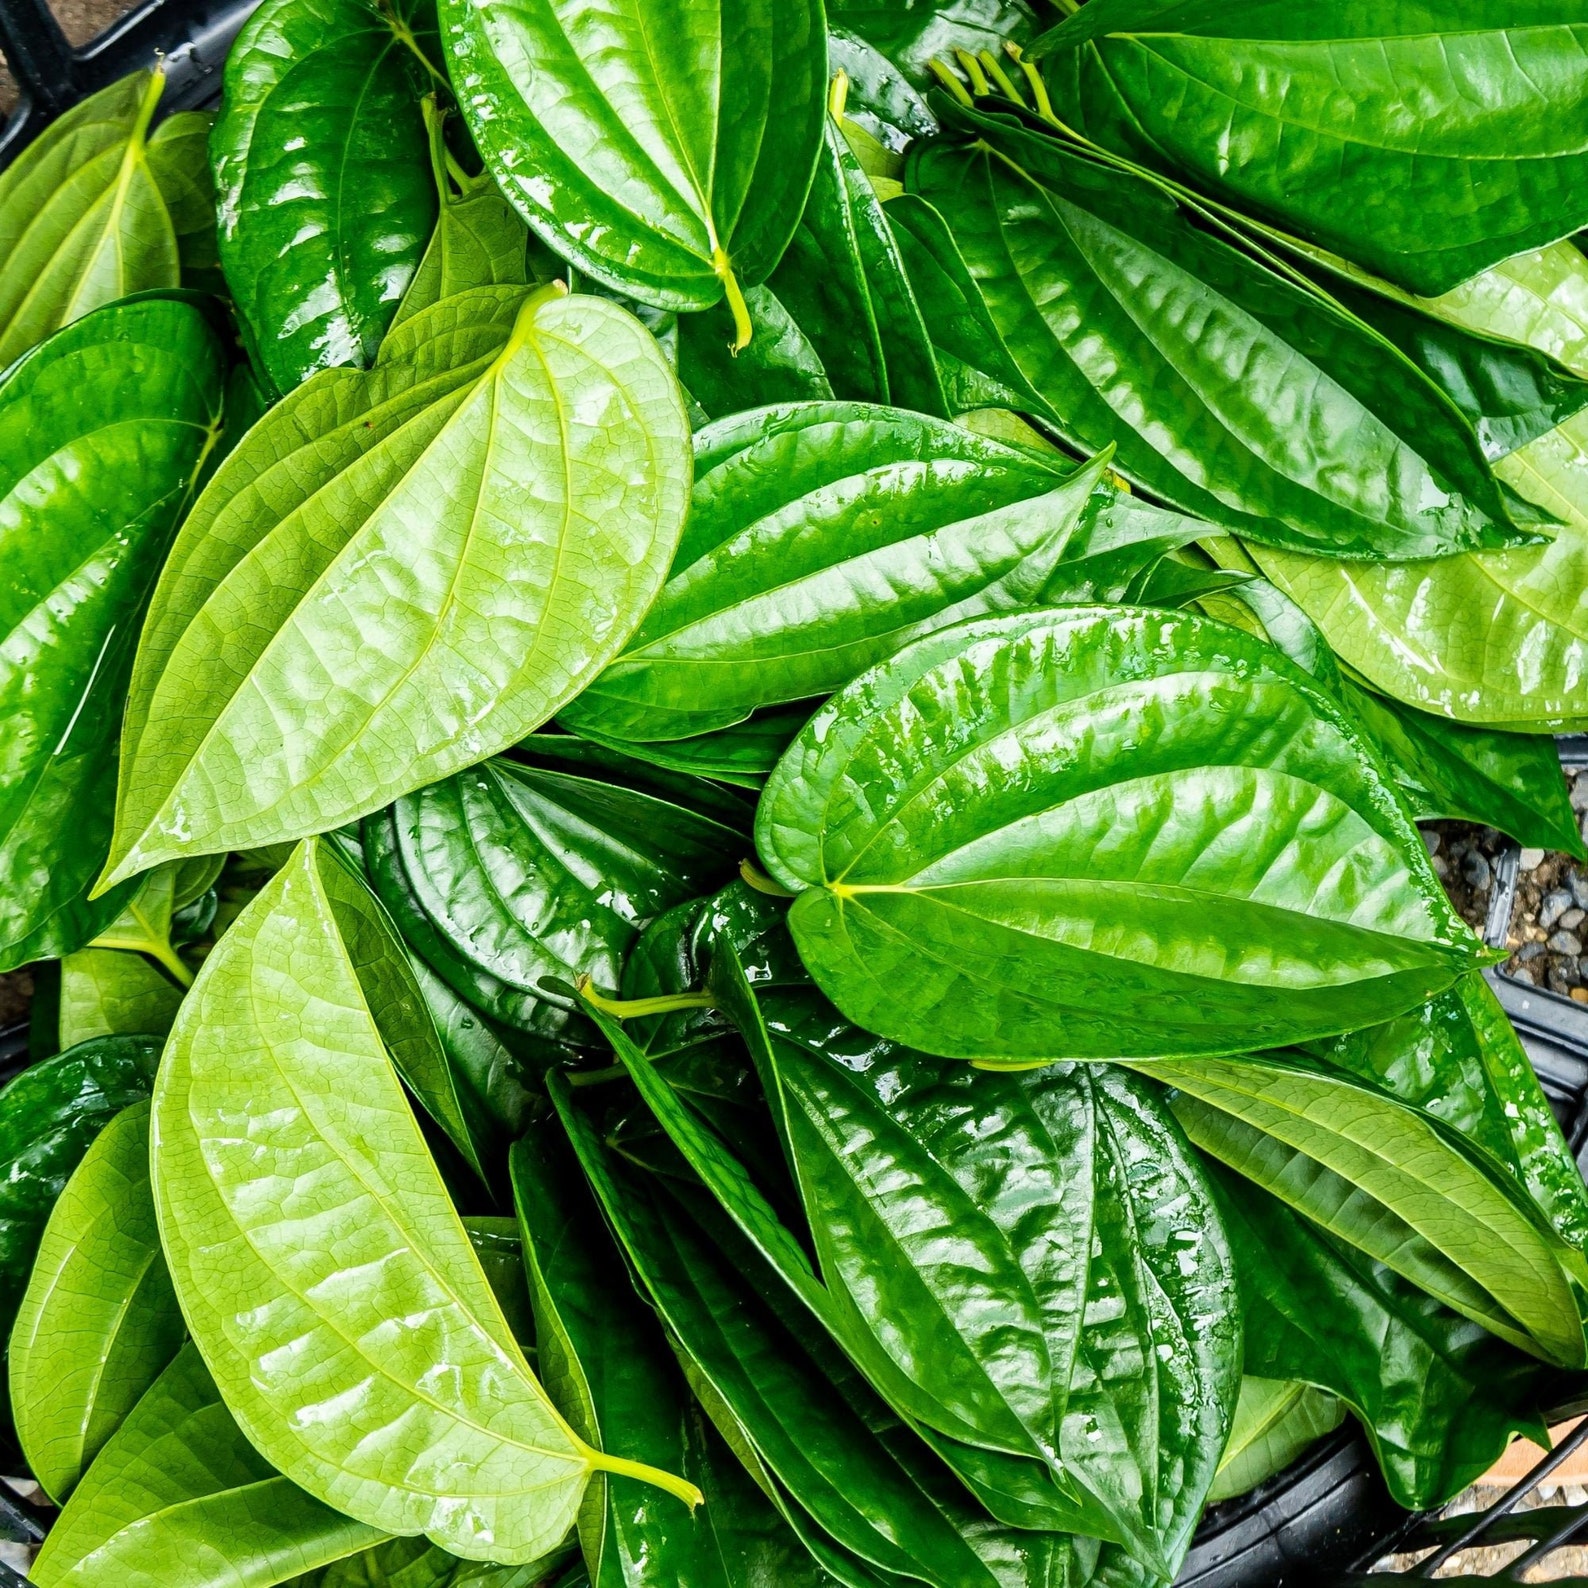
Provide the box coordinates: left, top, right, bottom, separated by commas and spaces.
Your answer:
906, 109, 1534, 560
442, 0, 829, 339
564, 405, 1198, 743
104, 285, 691, 886
58, 951, 184, 1051
1207, 1378, 1344, 1506
0, 296, 225, 971
10, 1100, 183, 1503
213, 0, 441, 391
151, 838, 700, 1560
757, 607, 1486, 1062
1034, 0, 1588, 298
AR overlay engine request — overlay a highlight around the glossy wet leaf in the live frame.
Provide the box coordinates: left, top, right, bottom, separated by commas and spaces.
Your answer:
142, 110, 222, 295
30, 1342, 386, 1588
1035, 1, 1588, 298
906, 111, 1532, 560
757, 607, 1484, 1062
105, 285, 691, 885
1212, 1164, 1554, 1509
58, 952, 184, 1050
676, 284, 835, 420
0, 70, 213, 367
443, 0, 828, 321
0, 296, 225, 970
565, 709, 809, 793
513, 1124, 826, 1588
151, 838, 696, 1561
564, 405, 1199, 743
213, 0, 440, 392
553, 1076, 1085, 1588
380, 754, 743, 1042
1206, 1379, 1344, 1505
10, 1100, 182, 1503
462, 1217, 536, 1352
288, 1534, 577, 1587
0, 1035, 160, 1397
1133, 1050, 1585, 1367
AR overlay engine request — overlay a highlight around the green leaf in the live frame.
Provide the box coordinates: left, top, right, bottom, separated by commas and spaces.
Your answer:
1207, 1378, 1344, 1505
769, 113, 948, 416
552, 1075, 1086, 1588
376, 754, 743, 1042
0, 1035, 160, 1388
1131, 1050, 1586, 1368
213, 0, 440, 392
442, 0, 828, 331
287, 1534, 578, 1588
905, 111, 1533, 560
564, 406, 1200, 742
1034, 0, 1588, 298
143, 110, 223, 296
30, 1342, 387, 1588
676, 284, 835, 420
565, 709, 810, 793
828, 0, 1037, 88
1304, 973, 1588, 1258
513, 1124, 827, 1588
462, 1217, 537, 1352
757, 607, 1485, 1062
151, 838, 700, 1560
0, 295, 225, 971
1211, 1163, 1553, 1509
10, 1099, 182, 1502
0, 69, 194, 367
104, 285, 691, 885
58, 951, 184, 1050
826, 29, 936, 166
390, 101, 531, 333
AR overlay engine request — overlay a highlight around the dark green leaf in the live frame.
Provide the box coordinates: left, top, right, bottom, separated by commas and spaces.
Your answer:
143, 110, 223, 295
10, 1099, 182, 1503
829, 0, 1037, 88
1207, 1378, 1344, 1505
443, 0, 827, 323
1211, 1162, 1555, 1509
757, 607, 1485, 1062
0, 297, 225, 970
1134, 1050, 1586, 1367
30, 1342, 386, 1588
1035, 0, 1588, 297
213, 0, 440, 392
677, 284, 834, 421
463, 1216, 537, 1351
906, 110, 1533, 559
826, 30, 936, 158
0, 1035, 160, 1416
565, 709, 810, 793
564, 406, 1199, 742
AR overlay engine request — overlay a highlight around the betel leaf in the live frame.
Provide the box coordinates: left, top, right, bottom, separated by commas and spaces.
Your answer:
462, 1217, 536, 1351
1132, 1051, 1586, 1368
1304, 973, 1588, 1257
58, 951, 184, 1050
10, 1100, 182, 1503
562, 404, 1198, 743
1245, 238, 1588, 732
0, 69, 214, 367
552, 1075, 1084, 1588
288, 1534, 578, 1588
389, 99, 533, 334
566, 708, 810, 793
150, 838, 697, 1560
378, 754, 743, 1041
1033, 1, 1588, 299
512, 1124, 827, 1588
756, 607, 1486, 1063
676, 282, 835, 420
742, 980, 1240, 1576
0, 1035, 160, 1376
828, 0, 1037, 88
213, 0, 441, 392
906, 108, 1537, 561
29, 1342, 386, 1588
0, 296, 225, 972
1206, 1378, 1344, 1506
103, 284, 691, 886
442, 0, 828, 342
142, 110, 223, 296
1211, 1164, 1553, 1510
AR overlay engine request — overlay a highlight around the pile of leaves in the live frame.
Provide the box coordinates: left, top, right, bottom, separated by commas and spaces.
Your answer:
3, 1, 1588, 1585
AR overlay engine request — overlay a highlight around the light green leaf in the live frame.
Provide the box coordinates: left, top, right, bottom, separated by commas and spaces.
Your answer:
1207, 1379, 1344, 1505
104, 284, 691, 886
757, 607, 1485, 1062
30, 1342, 387, 1588
58, 950, 185, 1050
150, 838, 698, 1560
10, 1099, 183, 1503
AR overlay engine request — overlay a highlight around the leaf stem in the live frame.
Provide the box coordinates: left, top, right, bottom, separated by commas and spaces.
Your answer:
979, 49, 1026, 108
1004, 43, 1063, 129
926, 56, 975, 108
576, 976, 715, 1020
565, 1065, 626, 1088
588, 1451, 705, 1510
739, 859, 792, 898
712, 247, 752, 354
953, 47, 993, 99
827, 69, 850, 123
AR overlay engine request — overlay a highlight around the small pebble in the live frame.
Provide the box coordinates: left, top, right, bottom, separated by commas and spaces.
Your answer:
1422, 830, 1441, 856
1548, 930, 1583, 957
1550, 968, 1573, 995
1570, 871, 1588, 911
1431, 855, 1449, 879
1563, 908, 1586, 932
1574, 988, 1588, 1004
1519, 941, 1547, 962
1513, 964, 1536, 985
1462, 851, 1492, 890
1572, 777, 1588, 813
1541, 889, 1574, 930
1520, 847, 1547, 871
